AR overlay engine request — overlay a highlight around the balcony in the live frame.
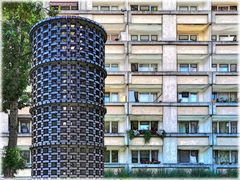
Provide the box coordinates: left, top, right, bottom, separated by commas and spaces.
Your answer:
105, 103, 126, 115
129, 137, 163, 146
213, 12, 238, 24
214, 73, 238, 85
178, 104, 209, 115
129, 72, 163, 89
130, 14, 162, 24
105, 72, 126, 88
177, 14, 208, 24
215, 106, 238, 115
130, 103, 163, 115
215, 135, 239, 147
178, 136, 209, 147
177, 45, 208, 54
214, 44, 238, 54
104, 134, 125, 146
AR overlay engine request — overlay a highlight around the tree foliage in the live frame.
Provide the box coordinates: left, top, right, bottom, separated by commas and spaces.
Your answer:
2, 2, 46, 112
2, 147, 26, 177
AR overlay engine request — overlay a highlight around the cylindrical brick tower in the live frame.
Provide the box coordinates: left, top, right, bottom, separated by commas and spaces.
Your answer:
29, 16, 107, 178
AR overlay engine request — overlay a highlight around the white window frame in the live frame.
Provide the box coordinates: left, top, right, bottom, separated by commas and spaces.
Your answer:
131, 150, 159, 164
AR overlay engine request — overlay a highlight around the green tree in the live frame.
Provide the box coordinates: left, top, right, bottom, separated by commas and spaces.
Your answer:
2, 2, 57, 177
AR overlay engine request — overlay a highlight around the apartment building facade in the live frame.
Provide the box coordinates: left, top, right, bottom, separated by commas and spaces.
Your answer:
1, 0, 239, 177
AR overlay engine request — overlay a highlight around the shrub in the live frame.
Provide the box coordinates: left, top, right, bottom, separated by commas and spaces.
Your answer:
143, 130, 152, 144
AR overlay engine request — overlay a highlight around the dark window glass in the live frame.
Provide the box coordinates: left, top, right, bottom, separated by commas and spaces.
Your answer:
132, 150, 138, 163
112, 150, 118, 163
112, 121, 118, 133
104, 150, 110, 163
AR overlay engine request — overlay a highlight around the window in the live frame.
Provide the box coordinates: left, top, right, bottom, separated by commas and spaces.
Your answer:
190, 64, 197, 72
92, 6, 98, 10
104, 93, 110, 103
179, 35, 189, 41
139, 64, 158, 72
140, 121, 149, 130
151, 6, 158, 11
190, 35, 197, 41
179, 121, 198, 133
212, 64, 217, 71
190, 6, 197, 11
131, 121, 158, 131
139, 92, 157, 102
219, 35, 229, 41
230, 64, 237, 72
131, 35, 138, 41
21, 150, 31, 164
219, 64, 228, 72
213, 121, 238, 134
105, 64, 119, 72
151, 35, 158, 41
179, 64, 189, 72
178, 92, 198, 102
131, 5, 138, 11
19, 119, 30, 133
178, 150, 198, 163
179, 6, 188, 11
104, 150, 118, 163
100, 6, 110, 11
179, 35, 197, 41
214, 150, 238, 164
132, 150, 138, 163
104, 92, 119, 103
140, 35, 149, 41
104, 121, 118, 133
230, 6, 237, 11
132, 150, 159, 164
111, 6, 119, 11
212, 35, 217, 41
131, 63, 138, 72
140, 6, 149, 11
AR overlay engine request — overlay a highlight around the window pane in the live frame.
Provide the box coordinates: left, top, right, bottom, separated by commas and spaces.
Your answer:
217, 92, 228, 102
140, 6, 149, 11
139, 64, 149, 72
105, 64, 110, 71
190, 150, 198, 163
230, 92, 237, 102
178, 150, 190, 163
151, 35, 158, 41
219, 122, 229, 133
112, 150, 118, 163
179, 35, 189, 40
190, 6, 197, 11
140, 35, 149, 41
139, 93, 149, 102
104, 121, 110, 133
131, 5, 138, 11
212, 35, 217, 41
190, 64, 197, 72
111, 64, 119, 71
100, 6, 110, 11
151, 6, 158, 11
190, 121, 198, 133
140, 150, 150, 163
190, 93, 197, 102
151, 121, 158, 131
212, 122, 218, 133
230, 6, 237, 11
179, 64, 189, 72
151, 150, 158, 161
111, 6, 118, 10
20, 121, 30, 133
230, 64, 237, 72
179, 122, 189, 133
131, 121, 138, 130
131, 63, 138, 72
179, 6, 188, 11
104, 150, 110, 162
131, 35, 138, 41
219, 64, 228, 72
190, 35, 197, 41
21, 150, 30, 164
212, 64, 217, 71
219, 35, 229, 41
231, 121, 237, 133
150, 64, 158, 71
140, 121, 149, 130
111, 121, 118, 133
111, 93, 119, 102
231, 151, 238, 164
104, 93, 110, 103
132, 151, 138, 163
219, 151, 230, 164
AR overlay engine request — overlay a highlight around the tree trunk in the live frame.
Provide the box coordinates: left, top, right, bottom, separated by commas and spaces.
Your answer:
8, 99, 19, 148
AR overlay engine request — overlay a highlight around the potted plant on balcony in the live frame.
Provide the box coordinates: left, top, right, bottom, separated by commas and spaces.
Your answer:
143, 130, 152, 144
